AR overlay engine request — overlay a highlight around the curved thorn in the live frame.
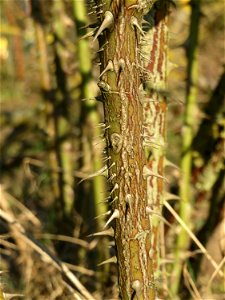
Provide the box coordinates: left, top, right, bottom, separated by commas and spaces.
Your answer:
93, 11, 114, 42
98, 60, 114, 79
164, 192, 180, 201
97, 256, 117, 266
143, 165, 167, 181
131, 16, 145, 36
87, 227, 114, 238
94, 210, 111, 220
104, 209, 120, 228
77, 165, 108, 184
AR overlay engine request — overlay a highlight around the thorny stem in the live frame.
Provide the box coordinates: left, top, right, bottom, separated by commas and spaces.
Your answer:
95, 0, 158, 299
143, 2, 168, 297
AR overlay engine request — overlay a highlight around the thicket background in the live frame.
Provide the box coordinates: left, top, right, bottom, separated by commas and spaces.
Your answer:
0, 0, 224, 299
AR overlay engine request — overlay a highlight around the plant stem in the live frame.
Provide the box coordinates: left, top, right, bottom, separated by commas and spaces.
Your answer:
143, 2, 168, 297
34, 21, 62, 214
72, 0, 107, 229
52, 0, 74, 216
172, 0, 201, 295
95, 1, 158, 298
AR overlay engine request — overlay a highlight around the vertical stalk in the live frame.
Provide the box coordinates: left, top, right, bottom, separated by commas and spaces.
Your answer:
72, 0, 109, 290
172, 0, 201, 295
0, 287, 4, 300
4, 2, 24, 81
72, 0, 107, 229
143, 2, 168, 297
52, 0, 74, 216
95, 1, 158, 299
33, 17, 65, 219
34, 22, 59, 204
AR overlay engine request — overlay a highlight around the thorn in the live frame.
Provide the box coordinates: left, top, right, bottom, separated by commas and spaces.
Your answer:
104, 209, 119, 228
87, 11, 96, 16
131, 280, 142, 297
81, 97, 96, 101
92, 3, 104, 9
94, 210, 111, 220
103, 125, 111, 131
78, 165, 108, 184
110, 183, 119, 195
146, 206, 159, 215
87, 227, 114, 238
79, 30, 95, 40
98, 80, 111, 92
99, 60, 114, 79
131, 16, 145, 36
102, 155, 111, 163
146, 207, 172, 227
108, 173, 116, 181
95, 9, 103, 16
164, 192, 180, 201
125, 194, 132, 204
79, 22, 97, 30
142, 19, 150, 25
128, 4, 139, 10
108, 162, 116, 170
97, 41, 109, 53
93, 11, 114, 42
97, 256, 117, 266
143, 166, 167, 181
110, 196, 118, 205
119, 58, 125, 70
98, 196, 111, 204
164, 158, 179, 170
97, 122, 106, 127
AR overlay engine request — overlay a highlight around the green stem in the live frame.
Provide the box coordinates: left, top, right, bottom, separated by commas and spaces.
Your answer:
72, 0, 107, 228
172, 0, 201, 296
52, 0, 74, 216
34, 21, 61, 210
72, 0, 109, 291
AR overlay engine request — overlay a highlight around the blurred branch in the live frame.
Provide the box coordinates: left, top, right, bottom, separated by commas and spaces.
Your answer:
0, 209, 95, 300
72, 0, 107, 227
164, 201, 223, 277
172, 0, 201, 295
193, 70, 225, 165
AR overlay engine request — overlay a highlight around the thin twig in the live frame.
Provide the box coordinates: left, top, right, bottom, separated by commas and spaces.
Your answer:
183, 264, 203, 300
65, 263, 95, 276
35, 233, 89, 249
164, 201, 223, 277
0, 209, 95, 300
206, 256, 225, 290
0, 186, 40, 226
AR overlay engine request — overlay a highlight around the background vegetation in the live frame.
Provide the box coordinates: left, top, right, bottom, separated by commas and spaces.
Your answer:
0, 0, 224, 299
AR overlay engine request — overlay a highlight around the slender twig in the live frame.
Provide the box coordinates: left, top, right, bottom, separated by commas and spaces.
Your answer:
183, 264, 203, 300
206, 256, 225, 290
0, 209, 95, 300
164, 201, 223, 277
